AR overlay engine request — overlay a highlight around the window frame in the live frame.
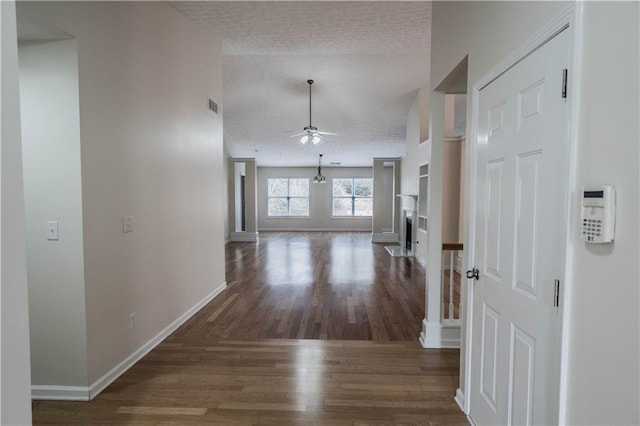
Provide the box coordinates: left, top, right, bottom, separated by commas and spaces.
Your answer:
331, 177, 373, 217
267, 177, 310, 217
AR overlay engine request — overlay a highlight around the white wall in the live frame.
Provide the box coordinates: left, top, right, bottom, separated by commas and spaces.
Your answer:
1, 0, 34, 423
19, 39, 89, 388
18, 1, 226, 387
442, 139, 462, 244
431, 1, 639, 423
258, 167, 373, 231
401, 89, 430, 196
564, 2, 639, 423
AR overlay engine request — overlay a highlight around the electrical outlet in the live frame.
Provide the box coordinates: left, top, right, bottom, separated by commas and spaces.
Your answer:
129, 312, 136, 330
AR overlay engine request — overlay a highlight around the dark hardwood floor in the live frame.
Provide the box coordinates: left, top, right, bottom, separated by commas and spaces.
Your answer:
32, 232, 467, 425
177, 232, 425, 342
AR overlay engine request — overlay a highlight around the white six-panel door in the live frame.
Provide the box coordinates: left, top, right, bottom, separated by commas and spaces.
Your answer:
469, 28, 570, 425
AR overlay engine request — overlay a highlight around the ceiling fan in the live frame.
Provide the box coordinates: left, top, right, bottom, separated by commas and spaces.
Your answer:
290, 79, 337, 144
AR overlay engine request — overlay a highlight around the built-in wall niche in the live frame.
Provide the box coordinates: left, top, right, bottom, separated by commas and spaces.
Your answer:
418, 163, 429, 231
234, 162, 246, 232
228, 158, 258, 242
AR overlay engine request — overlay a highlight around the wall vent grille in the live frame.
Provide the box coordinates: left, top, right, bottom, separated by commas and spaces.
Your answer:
208, 98, 218, 114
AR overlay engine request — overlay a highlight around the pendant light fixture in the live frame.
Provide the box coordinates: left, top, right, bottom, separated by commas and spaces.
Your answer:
313, 154, 326, 183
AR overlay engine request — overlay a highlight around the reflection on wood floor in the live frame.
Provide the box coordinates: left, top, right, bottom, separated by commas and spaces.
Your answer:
32, 232, 467, 425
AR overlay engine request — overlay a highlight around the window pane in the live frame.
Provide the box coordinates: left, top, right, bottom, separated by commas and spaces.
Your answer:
354, 178, 373, 197
268, 198, 288, 216
268, 178, 288, 197
289, 198, 309, 216
333, 198, 353, 216
333, 178, 353, 196
354, 198, 373, 216
289, 178, 309, 197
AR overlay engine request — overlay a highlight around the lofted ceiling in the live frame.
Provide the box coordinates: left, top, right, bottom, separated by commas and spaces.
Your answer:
170, 1, 431, 167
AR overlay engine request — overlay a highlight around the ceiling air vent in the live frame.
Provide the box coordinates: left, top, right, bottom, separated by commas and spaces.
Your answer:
208, 98, 218, 114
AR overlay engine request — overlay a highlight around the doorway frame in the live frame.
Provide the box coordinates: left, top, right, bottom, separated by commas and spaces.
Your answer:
461, 4, 583, 423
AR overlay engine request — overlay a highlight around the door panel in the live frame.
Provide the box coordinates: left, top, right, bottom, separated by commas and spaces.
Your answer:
508, 325, 536, 425
469, 28, 570, 425
480, 303, 500, 411
517, 79, 545, 129
513, 152, 541, 299
484, 160, 505, 282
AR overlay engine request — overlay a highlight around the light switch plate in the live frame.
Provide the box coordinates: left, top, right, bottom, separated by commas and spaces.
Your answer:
123, 216, 133, 233
47, 221, 59, 240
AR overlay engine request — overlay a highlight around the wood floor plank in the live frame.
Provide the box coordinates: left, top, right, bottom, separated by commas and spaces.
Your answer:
116, 406, 208, 416
206, 293, 239, 322
218, 401, 307, 412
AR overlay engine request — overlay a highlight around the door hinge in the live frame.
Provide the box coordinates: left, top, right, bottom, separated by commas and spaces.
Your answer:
561, 69, 568, 99
553, 279, 560, 307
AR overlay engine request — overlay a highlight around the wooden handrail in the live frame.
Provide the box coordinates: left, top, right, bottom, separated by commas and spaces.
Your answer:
442, 243, 463, 251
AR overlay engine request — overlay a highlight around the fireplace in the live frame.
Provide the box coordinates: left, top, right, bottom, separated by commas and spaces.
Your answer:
385, 194, 417, 258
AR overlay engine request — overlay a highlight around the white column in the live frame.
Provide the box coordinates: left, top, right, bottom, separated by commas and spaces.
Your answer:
1, 0, 34, 422
420, 92, 460, 349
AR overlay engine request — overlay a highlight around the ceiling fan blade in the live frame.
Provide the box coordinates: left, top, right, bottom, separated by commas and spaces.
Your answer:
317, 131, 339, 136
288, 132, 306, 138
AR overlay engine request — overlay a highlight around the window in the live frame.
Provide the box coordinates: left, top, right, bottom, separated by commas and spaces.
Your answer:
267, 178, 309, 216
332, 178, 373, 217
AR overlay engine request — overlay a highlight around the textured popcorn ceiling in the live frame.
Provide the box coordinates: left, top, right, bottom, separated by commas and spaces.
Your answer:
170, 1, 431, 167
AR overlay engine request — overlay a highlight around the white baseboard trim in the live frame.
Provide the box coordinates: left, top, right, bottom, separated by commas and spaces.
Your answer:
32, 282, 227, 401
414, 253, 426, 266
32, 385, 90, 401
88, 282, 226, 399
258, 228, 371, 232
230, 232, 259, 242
371, 232, 399, 243
419, 319, 461, 349
455, 388, 466, 413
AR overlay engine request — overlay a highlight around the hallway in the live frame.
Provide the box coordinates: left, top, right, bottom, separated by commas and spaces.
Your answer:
32, 233, 467, 425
